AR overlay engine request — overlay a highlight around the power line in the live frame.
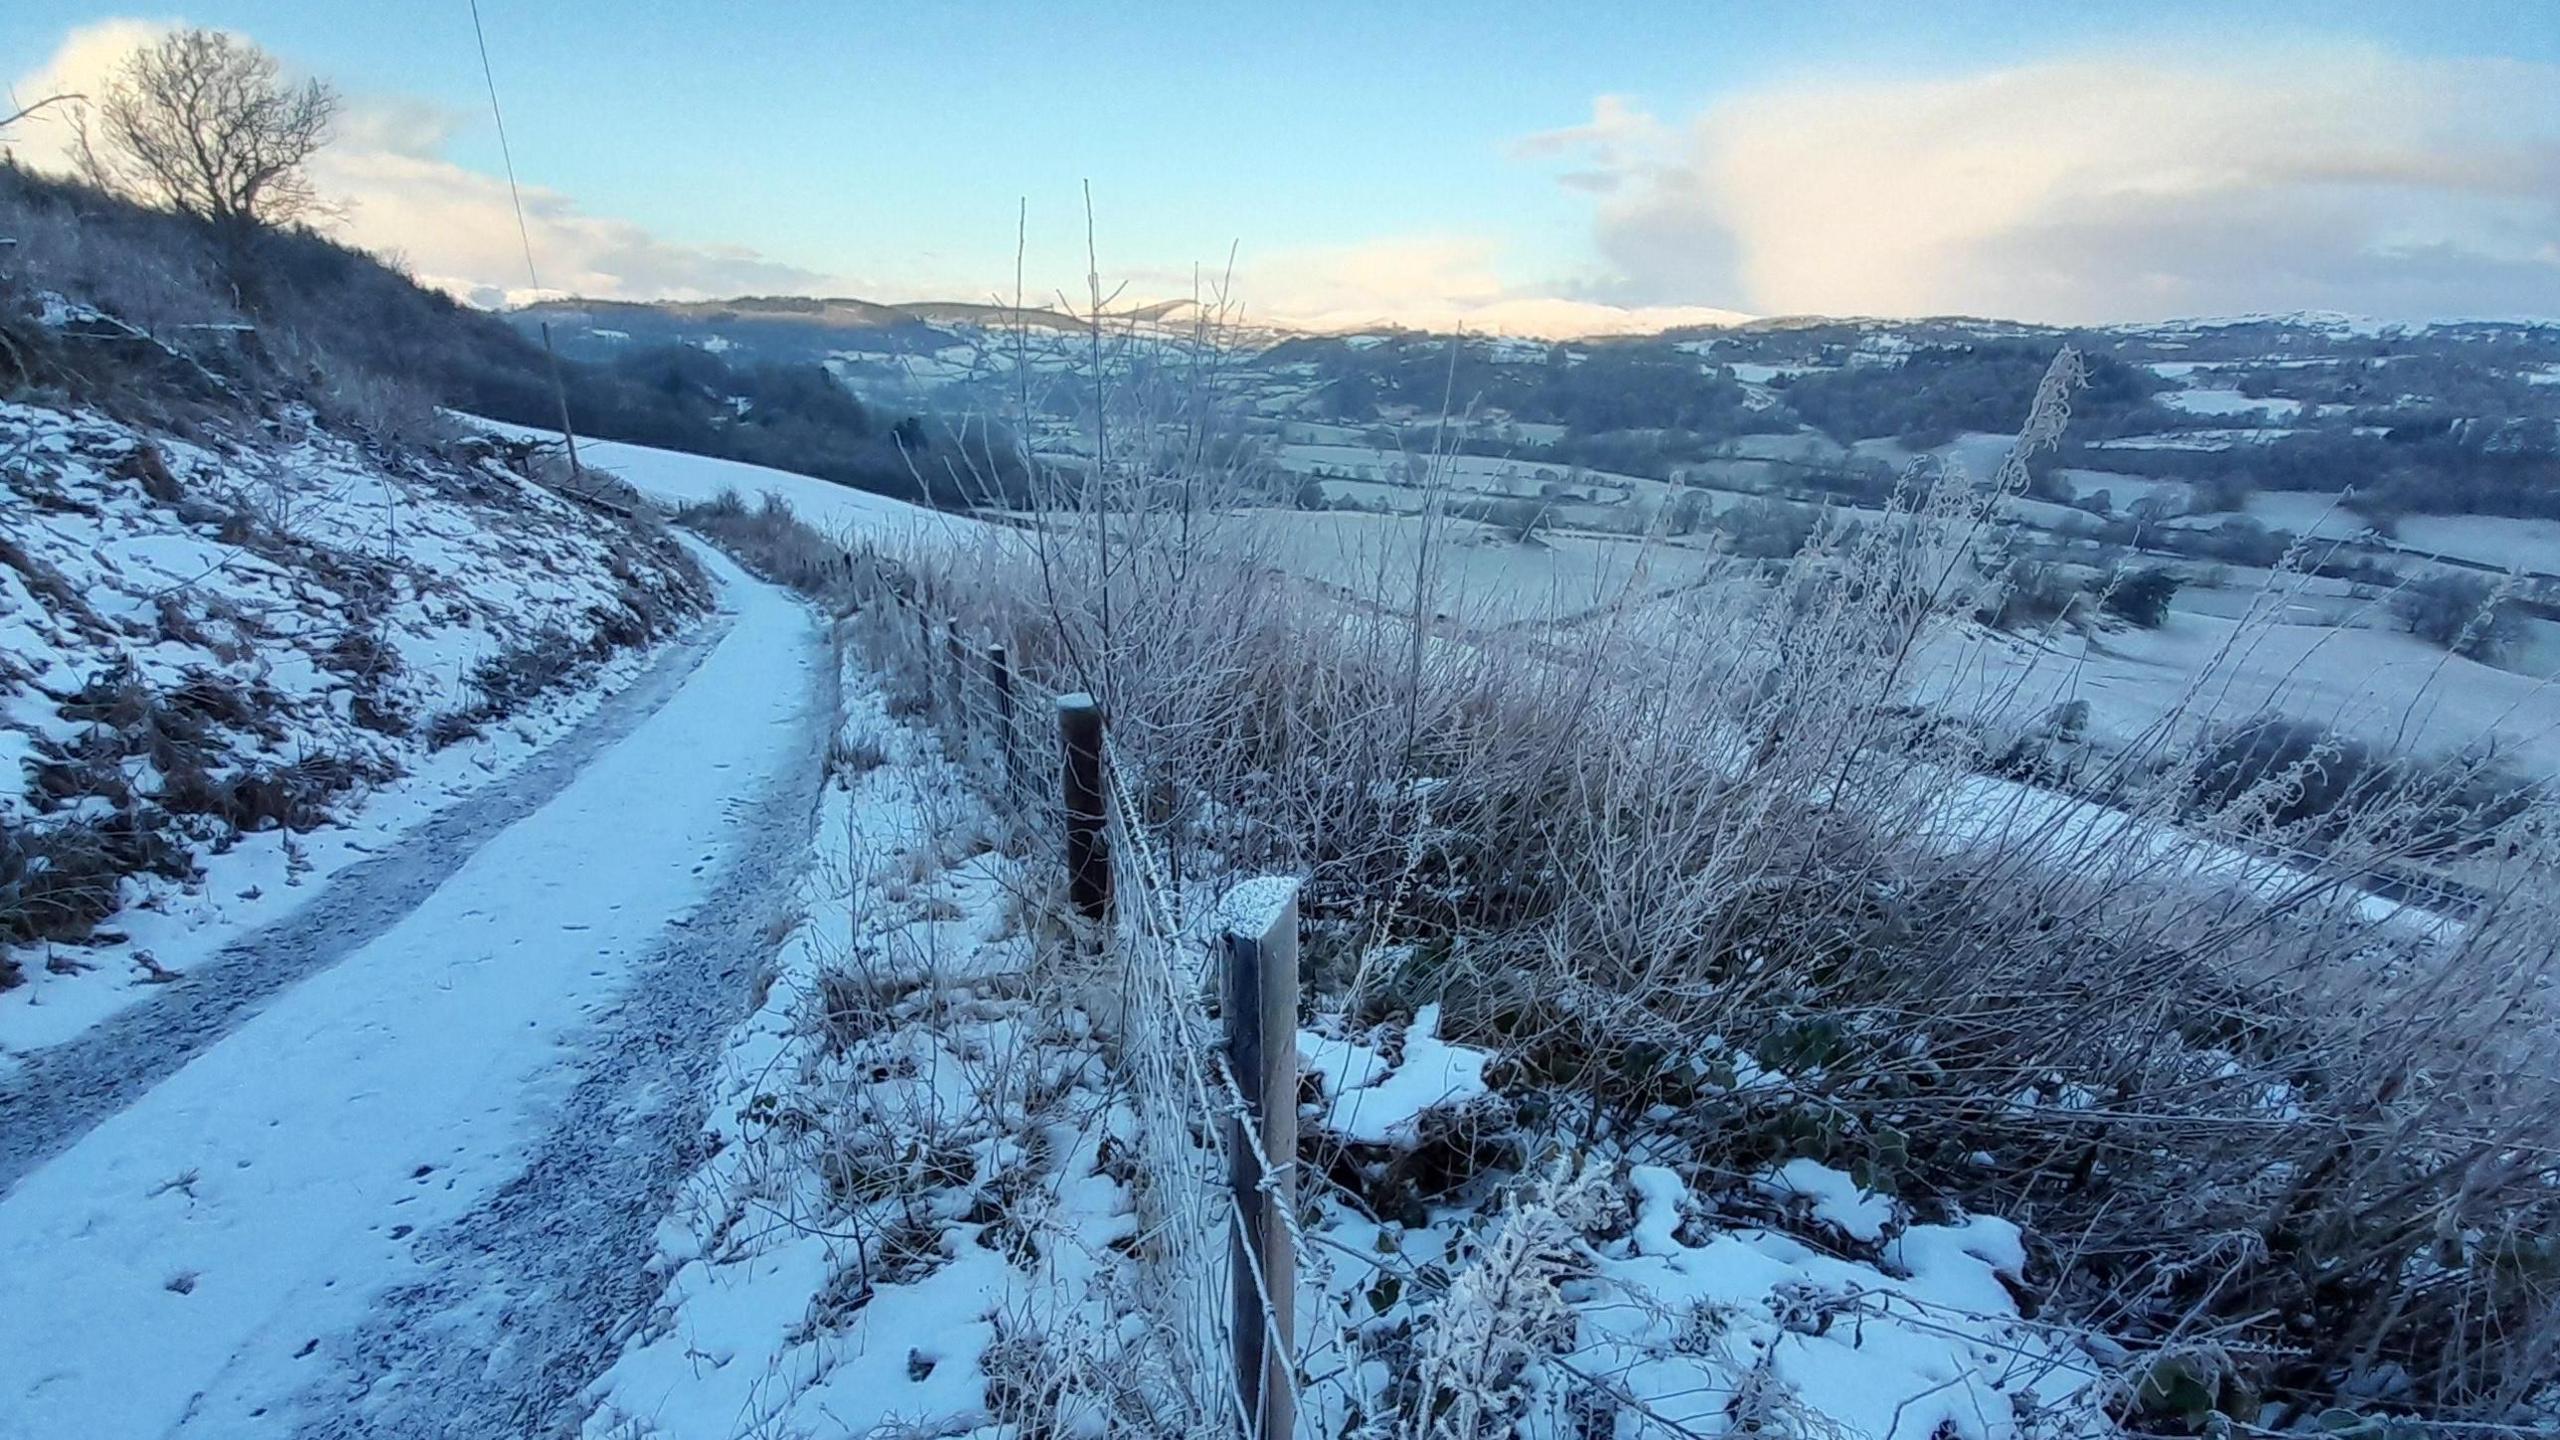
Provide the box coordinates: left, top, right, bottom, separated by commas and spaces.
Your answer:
466, 0, 543, 296
465, 0, 584, 478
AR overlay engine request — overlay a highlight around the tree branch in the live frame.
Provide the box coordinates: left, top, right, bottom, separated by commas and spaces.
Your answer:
0, 92, 81, 132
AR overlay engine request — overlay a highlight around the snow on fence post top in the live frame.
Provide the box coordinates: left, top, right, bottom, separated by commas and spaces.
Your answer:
1217, 872, 1300, 1439
1054, 691, 1096, 712
1215, 876, 1301, 948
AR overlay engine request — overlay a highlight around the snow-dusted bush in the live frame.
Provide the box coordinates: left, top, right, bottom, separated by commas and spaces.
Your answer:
674, 487, 869, 611
2099, 564, 2180, 628
2391, 569, 2527, 661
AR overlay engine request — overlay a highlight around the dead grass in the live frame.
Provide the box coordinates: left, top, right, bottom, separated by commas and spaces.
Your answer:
827, 732, 889, 781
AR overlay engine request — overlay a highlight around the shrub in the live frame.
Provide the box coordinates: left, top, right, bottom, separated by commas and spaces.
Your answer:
2392, 571, 2526, 660
675, 488, 867, 611
1710, 496, 1815, 558
0, 817, 132, 948
2102, 565, 2180, 627
2182, 715, 2540, 862
1980, 558, 2081, 630
2167, 515, 2294, 567
1479, 496, 1546, 544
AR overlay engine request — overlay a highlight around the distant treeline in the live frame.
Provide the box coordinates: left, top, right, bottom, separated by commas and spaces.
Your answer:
2059, 424, 2560, 522
1773, 342, 2170, 446
1284, 336, 1793, 440
1288, 334, 2183, 452
1283, 328, 2560, 522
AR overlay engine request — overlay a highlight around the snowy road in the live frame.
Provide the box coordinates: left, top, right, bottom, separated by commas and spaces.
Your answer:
0, 547, 832, 1438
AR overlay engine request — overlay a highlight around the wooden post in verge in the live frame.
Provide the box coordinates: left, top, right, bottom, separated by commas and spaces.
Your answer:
1058, 694, 1109, 922
1222, 878, 1300, 1440
986, 643, 1015, 796
537, 319, 585, 481
942, 623, 968, 743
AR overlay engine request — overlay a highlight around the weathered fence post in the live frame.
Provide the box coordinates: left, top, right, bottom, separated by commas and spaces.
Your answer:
942, 622, 968, 742
986, 643, 1015, 795
1223, 878, 1300, 1440
1058, 694, 1109, 921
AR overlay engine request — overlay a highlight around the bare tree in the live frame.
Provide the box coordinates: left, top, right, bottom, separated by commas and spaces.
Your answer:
75, 29, 338, 231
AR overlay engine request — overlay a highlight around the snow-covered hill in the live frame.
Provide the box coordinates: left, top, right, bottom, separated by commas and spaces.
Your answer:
1, 387, 709, 1053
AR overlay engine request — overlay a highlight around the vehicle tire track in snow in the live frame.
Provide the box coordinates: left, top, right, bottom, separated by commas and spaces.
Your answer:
0, 611, 736, 1199
285, 615, 834, 1439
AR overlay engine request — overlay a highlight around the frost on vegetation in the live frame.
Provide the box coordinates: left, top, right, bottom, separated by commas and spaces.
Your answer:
971, 363, 2560, 1420
1287, 1157, 2088, 1440
0, 395, 707, 1016
582, 664, 1161, 1439
606, 341, 2556, 1437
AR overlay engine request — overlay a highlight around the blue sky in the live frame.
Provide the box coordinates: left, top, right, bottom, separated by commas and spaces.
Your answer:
9, 2, 2559, 330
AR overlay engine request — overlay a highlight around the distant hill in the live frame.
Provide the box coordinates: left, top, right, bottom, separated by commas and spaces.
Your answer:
522, 290, 2560, 532
509, 294, 1204, 370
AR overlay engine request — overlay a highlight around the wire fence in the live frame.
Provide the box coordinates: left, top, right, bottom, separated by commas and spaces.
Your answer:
852, 551, 1301, 1436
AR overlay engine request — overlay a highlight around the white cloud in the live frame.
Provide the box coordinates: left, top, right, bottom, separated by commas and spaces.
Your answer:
7, 19, 849, 307
312, 142, 842, 307
1529, 46, 2560, 323
1232, 234, 1748, 337
1511, 94, 1667, 191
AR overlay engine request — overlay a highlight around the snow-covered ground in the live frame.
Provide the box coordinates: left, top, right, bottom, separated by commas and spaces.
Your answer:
1273, 441, 1655, 505
2, 401, 707, 1058
2389, 513, 2560, 577
1910, 605, 2560, 777
467, 416, 977, 546
2052, 467, 2185, 509
0, 636, 674, 1064
2240, 490, 2368, 541
1234, 509, 1725, 627
577, 642, 1126, 1437
569, 621, 2106, 1440
1202, 418, 2560, 781
2159, 386, 2301, 420
0, 545, 829, 1436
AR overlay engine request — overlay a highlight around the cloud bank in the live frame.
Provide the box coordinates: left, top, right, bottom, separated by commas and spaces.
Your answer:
1526, 46, 2560, 324
1230, 235, 1750, 337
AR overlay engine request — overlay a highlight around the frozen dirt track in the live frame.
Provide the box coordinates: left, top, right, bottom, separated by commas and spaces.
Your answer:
0, 547, 832, 1440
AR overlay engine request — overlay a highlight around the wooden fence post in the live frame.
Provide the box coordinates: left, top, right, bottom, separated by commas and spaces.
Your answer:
942, 623, 968, 741
1223, 879, 1300, 1440
1058, 694, 1109, 921
987, 643, 1015, 795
